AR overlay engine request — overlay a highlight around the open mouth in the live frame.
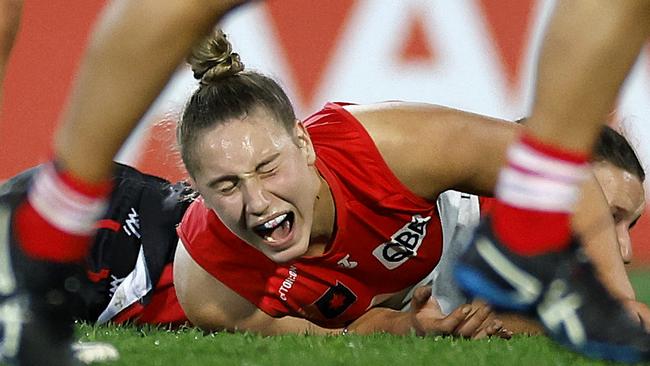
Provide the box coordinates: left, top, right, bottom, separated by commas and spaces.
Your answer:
252, 212, 295, 244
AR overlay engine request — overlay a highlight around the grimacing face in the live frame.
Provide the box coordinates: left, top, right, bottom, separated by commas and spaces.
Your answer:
191, 108, 321, 263
592, 161, 646, 264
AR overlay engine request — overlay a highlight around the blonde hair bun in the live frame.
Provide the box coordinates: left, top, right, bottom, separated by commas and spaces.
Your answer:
188, 29, 244, 84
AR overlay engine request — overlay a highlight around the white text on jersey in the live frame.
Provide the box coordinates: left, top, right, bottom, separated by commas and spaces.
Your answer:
279, 265, 298, 301
123, 208, 141, 239
372, 215, 431, 270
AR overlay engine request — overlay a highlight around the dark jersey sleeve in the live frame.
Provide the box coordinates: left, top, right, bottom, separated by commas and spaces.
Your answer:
1, 163, 192, 322
81, 163, 192, 322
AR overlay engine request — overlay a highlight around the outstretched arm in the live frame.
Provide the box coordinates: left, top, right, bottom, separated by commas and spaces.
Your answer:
574, 177, 635, 300
348, 102, 640, 317
174, 242, 506, 338
54, 0, 248, 183
350, 287, 509, 339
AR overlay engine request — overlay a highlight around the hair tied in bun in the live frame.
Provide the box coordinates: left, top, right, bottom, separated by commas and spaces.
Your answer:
188, 29, 245, 85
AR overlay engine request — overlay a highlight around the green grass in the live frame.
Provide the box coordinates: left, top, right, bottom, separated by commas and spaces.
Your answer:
631, 269, 650, 305
78, 270, 650, 366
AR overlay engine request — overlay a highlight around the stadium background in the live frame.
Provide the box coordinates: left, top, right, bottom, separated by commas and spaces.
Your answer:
2, 0, 650, 266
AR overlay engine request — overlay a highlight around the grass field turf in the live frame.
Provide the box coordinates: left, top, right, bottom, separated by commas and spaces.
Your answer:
78, 270, 650, 365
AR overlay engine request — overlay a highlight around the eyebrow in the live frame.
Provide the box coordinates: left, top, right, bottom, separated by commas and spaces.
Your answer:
206, 153, 280, 188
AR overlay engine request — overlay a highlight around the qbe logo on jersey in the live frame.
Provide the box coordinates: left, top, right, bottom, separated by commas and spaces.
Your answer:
373, 215, 431, 270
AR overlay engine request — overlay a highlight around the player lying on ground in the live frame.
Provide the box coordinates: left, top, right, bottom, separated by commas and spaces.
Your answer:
7, 25, 643, 339
169, 29, 648, 343
433, 125, 650, 334
2, 0, 650, 364
2, 125, 646, 332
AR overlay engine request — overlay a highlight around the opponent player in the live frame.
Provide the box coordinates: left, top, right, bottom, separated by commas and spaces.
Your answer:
452, 1, 650, 362
0, 163, 191, 326
433, 125, 649, 333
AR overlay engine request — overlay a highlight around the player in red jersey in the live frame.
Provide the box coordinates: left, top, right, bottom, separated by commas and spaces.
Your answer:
1, 125, 644, 333
173, 30, 512, 337
171, 30, 648, 343
1, 0, 650, 363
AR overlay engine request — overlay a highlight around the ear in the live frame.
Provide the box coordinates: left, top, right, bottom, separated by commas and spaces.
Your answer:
187, 176, 198, 190
185, 176, 206, 203
293, 121, 316, 165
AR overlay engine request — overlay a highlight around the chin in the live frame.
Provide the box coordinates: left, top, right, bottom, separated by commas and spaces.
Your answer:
267, 253, 293, 264
266, 242, 308, 264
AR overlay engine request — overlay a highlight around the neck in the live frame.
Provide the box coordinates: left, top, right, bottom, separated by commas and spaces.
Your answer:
306, 169, 335, 256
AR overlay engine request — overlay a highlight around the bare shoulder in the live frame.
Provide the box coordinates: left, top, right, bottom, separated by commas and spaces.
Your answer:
342, 102, 518, 198
343, 102, 511, 146
173, 241, 258, 331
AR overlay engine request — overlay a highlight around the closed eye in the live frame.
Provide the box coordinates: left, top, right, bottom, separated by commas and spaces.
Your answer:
257, 154, 281, 176
258, 164, 278, 176
214, 180, 238, 195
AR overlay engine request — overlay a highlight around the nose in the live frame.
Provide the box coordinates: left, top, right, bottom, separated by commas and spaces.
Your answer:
616, 225, 633, 264
242, 177, 270, 216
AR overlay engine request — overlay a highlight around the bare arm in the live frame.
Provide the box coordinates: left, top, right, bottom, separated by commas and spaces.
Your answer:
174, 241, 504, 337
173, 241, 334, 335
347, 102, 639, 308
53, 0, 247, 183
575, 176, 635, 300
345, 102, 517, 199
351, 288, 508, 339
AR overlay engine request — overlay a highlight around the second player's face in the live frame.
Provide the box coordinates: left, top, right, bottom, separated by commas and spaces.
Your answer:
593, 161, 646, 264
191, 108, 321, 263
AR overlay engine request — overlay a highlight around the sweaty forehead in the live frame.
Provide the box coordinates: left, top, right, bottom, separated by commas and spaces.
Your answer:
194, 117, 292, 173
594, 162, 645, 212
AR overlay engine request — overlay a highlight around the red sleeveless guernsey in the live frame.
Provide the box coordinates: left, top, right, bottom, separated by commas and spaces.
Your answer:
178, 103, 443, 328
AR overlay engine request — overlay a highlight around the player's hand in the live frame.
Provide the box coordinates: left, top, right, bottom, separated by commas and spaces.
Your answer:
455, 299, 512, 339
623, 299, 650, 333
410, 286, 511, 339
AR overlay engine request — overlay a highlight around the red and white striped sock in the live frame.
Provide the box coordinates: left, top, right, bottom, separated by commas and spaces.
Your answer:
492, 133, 589, 255
13, 162, 112, 262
